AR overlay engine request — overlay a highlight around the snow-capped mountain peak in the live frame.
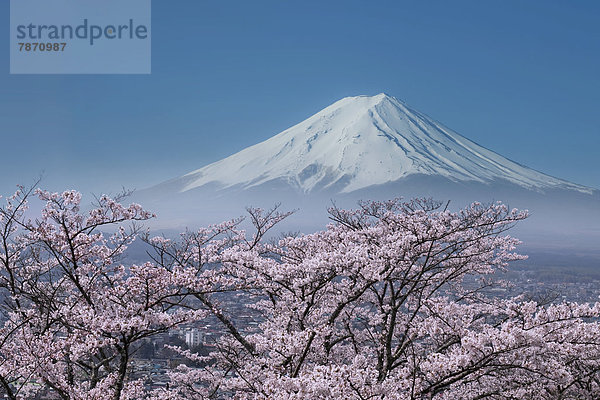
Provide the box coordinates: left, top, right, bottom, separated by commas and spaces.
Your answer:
171, 94, 591, 195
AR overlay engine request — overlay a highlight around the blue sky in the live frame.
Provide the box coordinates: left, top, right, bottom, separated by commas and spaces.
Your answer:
1, 0, 599, 196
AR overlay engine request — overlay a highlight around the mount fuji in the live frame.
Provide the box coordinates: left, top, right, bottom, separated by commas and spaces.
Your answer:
155, 94, 591, 195
137, 94, 598, 249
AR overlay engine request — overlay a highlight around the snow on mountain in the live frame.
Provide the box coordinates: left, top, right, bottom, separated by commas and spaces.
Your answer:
168, 94, 591, 195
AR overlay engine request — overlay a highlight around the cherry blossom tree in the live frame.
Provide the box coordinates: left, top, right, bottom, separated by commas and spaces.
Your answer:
1, 187, 600, 400
148, 199, 600, 400
0, 187, 200, 399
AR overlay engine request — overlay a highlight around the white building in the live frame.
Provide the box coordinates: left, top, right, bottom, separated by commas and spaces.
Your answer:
185, 328, 204, 348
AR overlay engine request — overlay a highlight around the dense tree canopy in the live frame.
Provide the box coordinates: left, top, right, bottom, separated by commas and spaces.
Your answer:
0, 187, 598, 399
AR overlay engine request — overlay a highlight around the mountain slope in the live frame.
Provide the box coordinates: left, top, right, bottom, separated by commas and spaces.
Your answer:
165, 94, 592, 195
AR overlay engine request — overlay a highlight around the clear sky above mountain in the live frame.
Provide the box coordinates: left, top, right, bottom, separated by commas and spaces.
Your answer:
0, 1, 598, 195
